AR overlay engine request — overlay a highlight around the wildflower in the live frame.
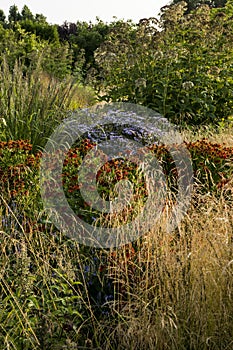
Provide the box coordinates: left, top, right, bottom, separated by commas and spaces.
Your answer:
135, 78, 147, 88
182, 81, 194, 91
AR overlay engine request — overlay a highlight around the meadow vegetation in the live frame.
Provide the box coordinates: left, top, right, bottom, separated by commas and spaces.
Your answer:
0, 1, 233, 349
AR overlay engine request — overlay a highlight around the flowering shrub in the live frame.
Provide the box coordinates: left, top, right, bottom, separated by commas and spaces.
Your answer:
185, 139, 233, 193
94, 2, 233, 126
1, 138, 232, 221
1, 138, 232, 266
150, 139, 233, 194
0, 140, 40, 203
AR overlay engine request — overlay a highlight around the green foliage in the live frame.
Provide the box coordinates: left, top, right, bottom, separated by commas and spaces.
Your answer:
0, 5, 73, 79
57, 19, 110, 79
20, 19, 60, 43
8, 4, 21, 23
170, 0, 227, 13
0, 23, 74, 78
21, 5, 34, 21
6, 4, 59, 43
0, 9, 6, 24
75, 20, 109, 70
0, 23, 42, 67
95, 3, 233, 126
0, 219, 85, 349
41, 41, 74, 79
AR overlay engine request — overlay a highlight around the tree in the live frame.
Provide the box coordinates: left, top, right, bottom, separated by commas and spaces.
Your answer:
169, 0, 227, 13
21, 5, 34, 21
8, 5, 21, 23
57, 19, 110, 78
20, 20, 60, 42
35, 13, 47, 23
0, 9, 6, 23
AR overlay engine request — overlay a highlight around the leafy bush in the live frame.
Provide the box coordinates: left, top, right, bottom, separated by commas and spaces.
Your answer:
94, 2, 233, 126
63, 139, 233, 222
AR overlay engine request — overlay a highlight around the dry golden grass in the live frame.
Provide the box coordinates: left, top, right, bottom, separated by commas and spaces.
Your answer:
93, 125, 233, 348
181, 124, 233, 146
97, 188, 233, 349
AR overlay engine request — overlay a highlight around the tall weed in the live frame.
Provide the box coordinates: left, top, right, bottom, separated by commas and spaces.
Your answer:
0, 57, 95, 152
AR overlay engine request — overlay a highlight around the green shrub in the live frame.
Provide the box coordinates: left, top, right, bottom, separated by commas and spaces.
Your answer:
94, 3, 233, 126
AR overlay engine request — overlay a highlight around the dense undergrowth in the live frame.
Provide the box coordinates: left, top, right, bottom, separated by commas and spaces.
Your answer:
0, 132, 232, 349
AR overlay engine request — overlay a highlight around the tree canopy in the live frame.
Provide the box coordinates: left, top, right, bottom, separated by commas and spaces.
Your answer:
170, 0, 227, 13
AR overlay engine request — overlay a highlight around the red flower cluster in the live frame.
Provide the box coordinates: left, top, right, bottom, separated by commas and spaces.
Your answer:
1, 138, 232, 202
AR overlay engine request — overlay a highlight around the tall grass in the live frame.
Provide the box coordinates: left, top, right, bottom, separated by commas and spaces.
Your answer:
0, 57, 96, 152
95, 190, 233, 349
180, 123, 233, 147
1, 181, 232, 349
0, 130, 232, 349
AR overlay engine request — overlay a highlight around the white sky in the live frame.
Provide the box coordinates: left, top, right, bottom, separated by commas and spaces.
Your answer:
1, 0, 170, 24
